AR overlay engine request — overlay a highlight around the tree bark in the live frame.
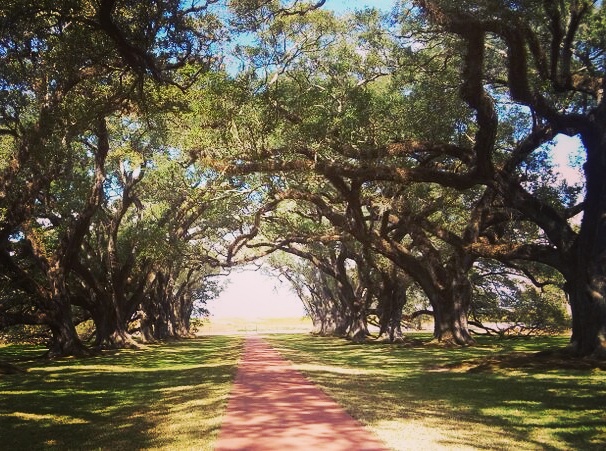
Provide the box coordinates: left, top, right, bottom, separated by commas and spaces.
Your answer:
90, 297, 140, 349
377, 275, 408, 343
347, 301, 370, 343
308, 284, 350, 336
568, 131, 606, 357
45, 272, 90, 358
431, 269, 475, 346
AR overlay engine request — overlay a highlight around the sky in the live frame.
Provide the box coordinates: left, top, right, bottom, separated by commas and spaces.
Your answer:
206, 267, 306, 319
551, 135, 584, 184
323, 0, 396, 13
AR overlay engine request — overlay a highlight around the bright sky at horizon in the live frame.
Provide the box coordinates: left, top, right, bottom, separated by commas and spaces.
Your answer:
207, 267, 306, 319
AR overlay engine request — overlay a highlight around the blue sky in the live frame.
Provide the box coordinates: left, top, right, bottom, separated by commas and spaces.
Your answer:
323, 0, 396, 13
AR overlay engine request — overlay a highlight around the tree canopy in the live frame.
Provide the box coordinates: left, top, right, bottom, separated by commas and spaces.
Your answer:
1, 0, 604, 358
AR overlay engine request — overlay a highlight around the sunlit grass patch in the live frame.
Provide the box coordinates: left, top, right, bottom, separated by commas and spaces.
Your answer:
201, 316, 312, 335
0, 336, 243, 450
266, 334, 606, 451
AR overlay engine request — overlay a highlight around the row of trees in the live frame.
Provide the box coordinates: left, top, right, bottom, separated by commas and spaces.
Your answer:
1, 1, 604, 358
0, 0, 243, 356
190, 1, 604, 355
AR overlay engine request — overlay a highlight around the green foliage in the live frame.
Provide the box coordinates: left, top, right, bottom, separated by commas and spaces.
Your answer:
2, 0, 602, 354
0, 325, 50, 345
471, 261, 571, 335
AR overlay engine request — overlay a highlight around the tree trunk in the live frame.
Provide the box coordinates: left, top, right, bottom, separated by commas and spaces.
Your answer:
310, 295, 350, 336
377, 307, 406, 343
90, 299, 139, 349
42, 266, 90, 358
300, 276, 349, 336
170, 294, 194, 338
377, 275, 408, 343
431, 274, 475, 346
344, 285, 370, 342
45, 294, 89, 358
139, 272, 179, 341
567, 272, 606, 357
568, 134, 606, 357
347, 305, 369, 342
432, 299, 474, 345
163, 277, 190, 338
139, 308, 155, 343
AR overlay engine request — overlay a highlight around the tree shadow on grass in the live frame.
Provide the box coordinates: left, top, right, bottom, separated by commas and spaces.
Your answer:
0, 336, 243, 450
267, 334, 606, 451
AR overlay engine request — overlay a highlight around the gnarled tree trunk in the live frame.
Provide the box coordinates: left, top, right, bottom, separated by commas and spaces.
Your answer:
568, 133, 606, 357
90, 297, 139, 349
430, 269, 475, 346
377, 271, 409, 343
45, 272, 90, 358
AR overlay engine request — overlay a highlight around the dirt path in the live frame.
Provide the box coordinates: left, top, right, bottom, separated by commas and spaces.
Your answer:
215, 336, 388, 451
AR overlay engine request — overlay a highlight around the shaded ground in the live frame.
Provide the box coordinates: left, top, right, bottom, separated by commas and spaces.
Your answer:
353, 335, 606, 373
427, 349, 606, 373
215, 336, 387, 451
0, 337, 240, 450
266, 334, 606, 451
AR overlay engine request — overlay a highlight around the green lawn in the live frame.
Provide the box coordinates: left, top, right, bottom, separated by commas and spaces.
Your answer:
266, 334, 606, 451
2, 333, 605, 450
0, 336, 243, 450
199, 316, 312, 335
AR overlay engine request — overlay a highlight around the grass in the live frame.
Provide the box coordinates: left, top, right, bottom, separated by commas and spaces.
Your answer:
265, 333, 606, 451
0, 336, 243, 450
2, 332, 604, 450
199, 316, 312, 335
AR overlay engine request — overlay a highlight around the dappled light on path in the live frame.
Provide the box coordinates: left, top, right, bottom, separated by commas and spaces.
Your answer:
215, 337, 387, 451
